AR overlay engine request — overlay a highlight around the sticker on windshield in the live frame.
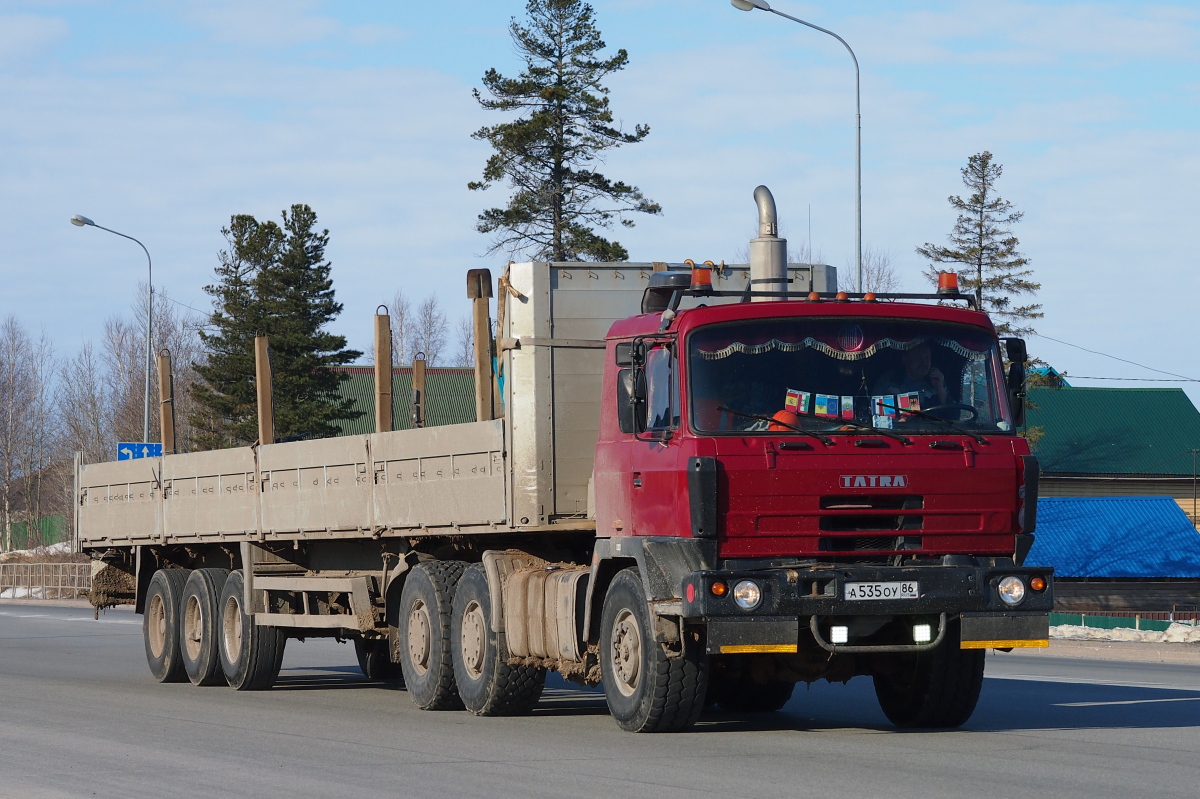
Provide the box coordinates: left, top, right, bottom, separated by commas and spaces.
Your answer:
872, 415, 894, 429
815, 394, 840, 418
841, 396, 855, 420
785, 389, 811, 414
872, 395, 897, 416
898, 392, 921, 413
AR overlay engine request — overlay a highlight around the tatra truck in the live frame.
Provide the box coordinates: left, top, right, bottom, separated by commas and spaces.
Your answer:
78, 187, 1051, 733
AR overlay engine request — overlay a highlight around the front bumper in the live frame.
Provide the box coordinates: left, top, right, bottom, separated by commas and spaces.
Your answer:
680, 564, 1053, 654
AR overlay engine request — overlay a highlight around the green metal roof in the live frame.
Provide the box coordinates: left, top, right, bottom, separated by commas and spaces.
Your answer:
331, 366, 477, 436
1027, 387, 1200, 477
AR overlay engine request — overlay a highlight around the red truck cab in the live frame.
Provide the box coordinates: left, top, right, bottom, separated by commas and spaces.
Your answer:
591, 274, 1051, 726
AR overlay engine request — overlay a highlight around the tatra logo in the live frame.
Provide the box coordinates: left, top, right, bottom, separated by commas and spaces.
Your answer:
840, 475, 908, 488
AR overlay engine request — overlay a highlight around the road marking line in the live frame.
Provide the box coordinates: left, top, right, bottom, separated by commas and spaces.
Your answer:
1055, 697, 1200, 707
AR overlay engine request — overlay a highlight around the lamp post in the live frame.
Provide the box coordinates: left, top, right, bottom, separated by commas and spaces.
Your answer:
70, 214, 153, 444
730, 0, 862, 293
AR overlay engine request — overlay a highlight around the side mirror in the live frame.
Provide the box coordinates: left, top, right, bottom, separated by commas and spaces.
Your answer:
614, 341, 645, 367
616, 368, 647, 434
1004, 338, 1027, 367
1003, 338, 1027, 427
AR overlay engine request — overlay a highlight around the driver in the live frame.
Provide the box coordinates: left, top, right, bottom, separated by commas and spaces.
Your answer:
875, 343, 948, 410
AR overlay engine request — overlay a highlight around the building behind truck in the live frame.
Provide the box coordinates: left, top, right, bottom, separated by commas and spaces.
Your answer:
79, 187, 1052, 732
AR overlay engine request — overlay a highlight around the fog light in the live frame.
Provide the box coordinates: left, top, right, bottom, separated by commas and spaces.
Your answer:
830, 625, 849, 644
913, 623, 933, 643
998, 575, 1027, 606
732, 580, 762, 610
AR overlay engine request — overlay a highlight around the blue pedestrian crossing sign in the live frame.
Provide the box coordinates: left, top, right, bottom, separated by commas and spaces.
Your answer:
117, 442, 163, 460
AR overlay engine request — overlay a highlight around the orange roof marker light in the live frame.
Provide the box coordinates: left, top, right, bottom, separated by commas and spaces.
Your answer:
864, 292, 877, 302
690, 260, 714, 293
806, 291, 821, 302
937, 272, 960, 295
835, 291, 850, 302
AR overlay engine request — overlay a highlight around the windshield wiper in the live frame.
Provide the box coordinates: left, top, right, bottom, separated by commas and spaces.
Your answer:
892, 407, 988, 445
717, 406, 835, 445
818, 416, 913, 446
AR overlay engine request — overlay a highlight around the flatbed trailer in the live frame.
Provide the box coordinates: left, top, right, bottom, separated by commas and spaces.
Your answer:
79, 187, 1051, 731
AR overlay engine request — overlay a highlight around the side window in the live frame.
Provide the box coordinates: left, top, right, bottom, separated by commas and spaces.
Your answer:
645, 346, 679, 431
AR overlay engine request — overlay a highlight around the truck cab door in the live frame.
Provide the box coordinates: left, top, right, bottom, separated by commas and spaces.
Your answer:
629, 345, 686, 537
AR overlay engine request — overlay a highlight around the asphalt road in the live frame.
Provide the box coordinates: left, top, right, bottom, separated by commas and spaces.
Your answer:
2, 603, 1198, 799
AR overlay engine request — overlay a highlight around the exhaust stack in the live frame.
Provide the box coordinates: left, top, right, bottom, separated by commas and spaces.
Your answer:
749, 185, 787, 301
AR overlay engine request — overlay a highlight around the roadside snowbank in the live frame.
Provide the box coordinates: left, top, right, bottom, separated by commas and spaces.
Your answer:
1051, 623, 1200, 644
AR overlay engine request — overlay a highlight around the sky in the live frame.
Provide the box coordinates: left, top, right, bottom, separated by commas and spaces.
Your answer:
1, 0, 1198, 407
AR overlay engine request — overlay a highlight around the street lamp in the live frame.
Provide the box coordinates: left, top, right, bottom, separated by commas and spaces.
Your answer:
70, 214, 154, 444
730, 0, 862, 293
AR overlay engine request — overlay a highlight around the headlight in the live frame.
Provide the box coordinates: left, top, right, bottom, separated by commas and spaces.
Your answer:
997, 575, 1026, 606
732, 580, 762, 610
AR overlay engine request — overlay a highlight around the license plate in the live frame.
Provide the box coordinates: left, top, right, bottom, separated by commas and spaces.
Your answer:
844, 581, 919, 600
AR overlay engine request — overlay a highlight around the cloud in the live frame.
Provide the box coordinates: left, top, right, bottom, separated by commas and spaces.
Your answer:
0, 13, 68, 63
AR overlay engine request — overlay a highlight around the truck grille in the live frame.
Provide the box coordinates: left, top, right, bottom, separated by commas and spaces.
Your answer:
818, 495, 924, 533
819, 535, 923, 552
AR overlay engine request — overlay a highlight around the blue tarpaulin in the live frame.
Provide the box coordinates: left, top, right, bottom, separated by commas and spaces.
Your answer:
1026, 497, 1200, 578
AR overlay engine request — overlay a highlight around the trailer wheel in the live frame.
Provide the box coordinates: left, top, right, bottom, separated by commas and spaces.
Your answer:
873, 621, 984, 728
218, 571, 286, 691
398, 561, 468, 710
599, 568, 708, 733
355, 638, 402, 682
451, 564, 545, 716
180, 568, 230, 686
143, 568, 192, 683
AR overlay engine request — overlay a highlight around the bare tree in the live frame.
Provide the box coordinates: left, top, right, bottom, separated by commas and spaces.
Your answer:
0, 316, 33, 552
859, 246, 901, 293
0, 318, 61, 552
411, 296, 449, 366
454, 316, 474, 367
58, 343, 112, 467
387, 291, 414, 366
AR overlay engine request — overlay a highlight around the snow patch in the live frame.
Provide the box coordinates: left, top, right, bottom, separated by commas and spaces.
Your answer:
1051, 623, 1200, 644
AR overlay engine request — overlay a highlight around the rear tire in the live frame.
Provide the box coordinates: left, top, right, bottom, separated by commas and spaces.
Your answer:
143, 568, 192, 683
873, 620, 985, 728
355, 638, 402, 682
451, 564, 545, 716
599, 568, 708, 733
218, 571, 286, 691
180, 568, 230, 686
398, 561, 468, 710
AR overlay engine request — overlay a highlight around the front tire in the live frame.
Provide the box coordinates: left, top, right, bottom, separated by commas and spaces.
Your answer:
180, 568, 229, 686
451, 564, 545, 716
143, 568, 192, 683
218, 571, 286, 691
873, 620, 985, 728
599, 568, 708, 733
397, 561, 467, 710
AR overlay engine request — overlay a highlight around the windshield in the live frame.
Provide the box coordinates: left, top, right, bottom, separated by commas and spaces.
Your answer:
688, 317, 1014, 435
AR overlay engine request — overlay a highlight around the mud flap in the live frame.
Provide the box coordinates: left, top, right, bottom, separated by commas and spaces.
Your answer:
959, 612, 1049, 649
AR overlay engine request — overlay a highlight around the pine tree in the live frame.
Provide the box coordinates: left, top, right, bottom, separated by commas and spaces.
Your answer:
469, 0, 661, 262
917, 151, 1042, 338
191, 206, 361, 448
191, 215, 281, 448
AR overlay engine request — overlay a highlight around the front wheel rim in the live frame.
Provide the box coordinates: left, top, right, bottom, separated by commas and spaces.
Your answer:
609, 608, 641, 698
